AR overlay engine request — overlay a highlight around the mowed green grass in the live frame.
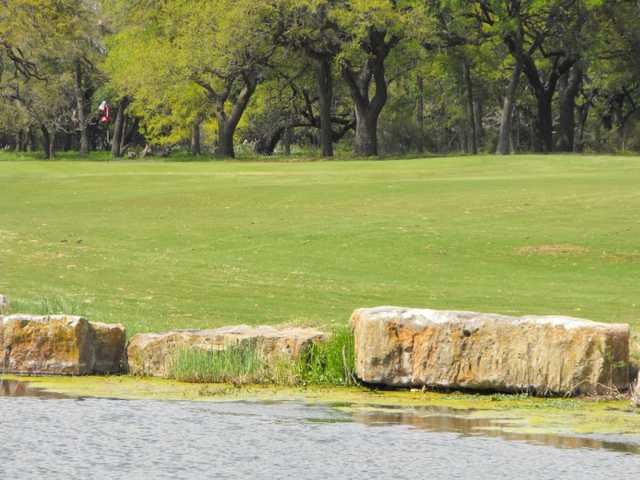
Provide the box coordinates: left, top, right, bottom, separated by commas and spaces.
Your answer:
1, 153, 639, 336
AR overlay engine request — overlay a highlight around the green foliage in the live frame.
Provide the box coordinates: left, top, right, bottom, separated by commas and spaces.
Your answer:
169, 341, 270, 384
296, 326, 356, 386
8, 296, 87, 317
168, 326, 355, 386
103, 0, 285, 154
2, 0, 640, 156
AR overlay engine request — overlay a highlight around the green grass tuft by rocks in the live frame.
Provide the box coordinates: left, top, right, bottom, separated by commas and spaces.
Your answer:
168, 326, 356, 386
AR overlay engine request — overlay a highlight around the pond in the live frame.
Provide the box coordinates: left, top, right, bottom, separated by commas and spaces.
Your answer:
0, 380, 638, 479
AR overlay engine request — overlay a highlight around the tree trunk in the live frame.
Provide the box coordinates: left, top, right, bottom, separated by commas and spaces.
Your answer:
120, 115, 128, 153
354, 106, 378, 156
255, 126, 285, 155
341, 29, 397, 157
513, 106, 520, 152
557, 65, 582, 152
529, 114, 538, 152
534, 92, 553, 153
26, 126, 35, 152
74, 59, 89, 157
213, 74, 258, 158
575, 102, 590, 153
189, 119, 201, 156
41, 125, 51, 159
507, 35, 576, 154
462, 61, 478, 155
497, 62, 521, 155
14, 131, 23, 152
45, 128, 56, 160
111, 97, 130, 158
20, 130, 29, 151
474, 97, 484, 148
283, 127, 292, 155
50, 135, 56, 159
216, 116, 235, 158
63, 133, 72, 152
317, 56, 334, 157
416, 75, 425, 153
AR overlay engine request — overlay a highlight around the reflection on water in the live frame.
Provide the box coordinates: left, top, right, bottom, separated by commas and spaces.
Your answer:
1, 378, 640, 480
348, 406, 640, 455
0, 379, 70, 399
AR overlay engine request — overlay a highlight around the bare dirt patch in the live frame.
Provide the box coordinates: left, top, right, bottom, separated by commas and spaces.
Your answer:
515, 244, 590, 256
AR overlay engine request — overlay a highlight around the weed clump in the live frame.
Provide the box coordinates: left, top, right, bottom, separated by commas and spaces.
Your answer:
169, 340, 266, 384
295, 326, 356, 386
168, 326, 356, 386
9, 296, 87, 317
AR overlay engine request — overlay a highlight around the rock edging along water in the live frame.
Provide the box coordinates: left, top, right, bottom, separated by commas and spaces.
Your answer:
127, 325, 328, 377
0, 315, 126, 375
351, 307, 630, 396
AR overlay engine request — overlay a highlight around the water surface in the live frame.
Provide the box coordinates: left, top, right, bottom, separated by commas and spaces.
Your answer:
0, 380, 638, 479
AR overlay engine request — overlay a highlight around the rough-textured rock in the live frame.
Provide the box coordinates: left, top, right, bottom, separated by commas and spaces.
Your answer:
633, 374, 640, 407
127, 325, 327, 377
91, 321, 127, 374
0, 315, 94, 375
351, 307, 630, 396
0, 315, 126, 375
0, 295, 8, 314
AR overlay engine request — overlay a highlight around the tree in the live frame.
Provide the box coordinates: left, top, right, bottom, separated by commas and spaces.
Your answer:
243, 54, 355, 155
334, 1, 410, 156
284, 1, 344, 157
1, 0, 101, 158
105, 0, 285, 158
469, 0, 602, 153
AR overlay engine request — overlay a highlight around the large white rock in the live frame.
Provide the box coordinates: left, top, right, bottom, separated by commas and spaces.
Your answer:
127, 325, 327, 377
351, 307, 630, 396
0, 315, 126, 375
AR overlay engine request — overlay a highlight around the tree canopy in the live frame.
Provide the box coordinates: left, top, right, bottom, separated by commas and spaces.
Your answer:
1, 0, 640, 158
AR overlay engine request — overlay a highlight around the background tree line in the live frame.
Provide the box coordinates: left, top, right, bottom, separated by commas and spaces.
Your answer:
1, 0, 639, 159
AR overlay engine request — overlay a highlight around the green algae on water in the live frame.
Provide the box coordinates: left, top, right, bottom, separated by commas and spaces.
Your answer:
3, 374, 639, 439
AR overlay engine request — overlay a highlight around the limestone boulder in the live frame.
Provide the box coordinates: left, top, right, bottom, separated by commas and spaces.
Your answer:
92, 321, 127, 374
0, 315, 126, 375
351, 307, 630, 396
1, 315, 95, 375
0, 295, 8, 314
127, 325, 327, 377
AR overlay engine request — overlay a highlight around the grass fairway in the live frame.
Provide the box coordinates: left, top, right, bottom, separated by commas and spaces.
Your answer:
1, 154, 639, 337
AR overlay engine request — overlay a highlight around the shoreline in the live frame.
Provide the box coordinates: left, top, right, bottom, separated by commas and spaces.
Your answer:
3, 374, 640, 438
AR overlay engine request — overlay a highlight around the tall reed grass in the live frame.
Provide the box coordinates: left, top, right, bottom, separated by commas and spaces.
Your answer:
8, 296, 87, 316
296, 326, 356, 386
168, 326, 356, 386
169, 340, 268, 384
